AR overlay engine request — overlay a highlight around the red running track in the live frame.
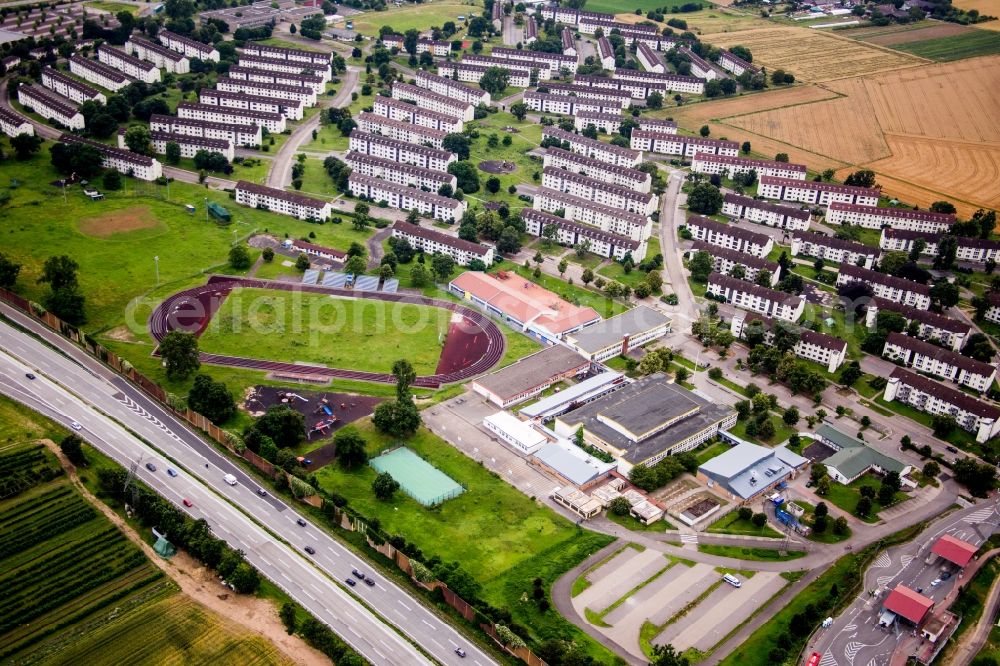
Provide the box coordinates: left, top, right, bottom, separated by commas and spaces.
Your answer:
149, 276, 506, 388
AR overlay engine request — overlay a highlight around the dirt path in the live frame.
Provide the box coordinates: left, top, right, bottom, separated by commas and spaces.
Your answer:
41, 439, 329, 666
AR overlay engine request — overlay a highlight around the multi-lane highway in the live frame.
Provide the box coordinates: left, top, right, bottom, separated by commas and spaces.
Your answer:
0, 307, 496, 666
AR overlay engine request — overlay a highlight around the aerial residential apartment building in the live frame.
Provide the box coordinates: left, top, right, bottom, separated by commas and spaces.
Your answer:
235, 181, 332, 220
97, 45, 160, 83
200, 88, 303, 121
879, 229, 1000, 265
373, 95, 463, 133
543, 83, 632, 108
758, 175, 880, 207
461, 54, 552, 79
638, 117, 678, 133
149, 114, 261, 148
216, 76, 316, 108
522, 208, 644, 261
126, 36, 189, 74
542, 147, 651, 193
59, 133, 162, 180
534, 188, 652, 242
985, 293, 1000, 326
565, 306, 671, 362
791, 231, 877, 269
630, 132, 738, 158
613, 68, 705, 96
718, 50, 759, 76
722, 192, 811, 231
730, 312, 848, 372
176, 101, 286, 133
574, 111, 623, 134
691, 153, 808, 180
415, 70, 490, 106
541, 167, 656, 216
227, 65, 324, 95
356, 112, 446, 149
883, 332, 995, 391
523, 16, 538, 43
118, 128, 234, 161
561, 26, 576, 56
17, 85, 83, 130
525, 92, 624, 116
436, 61, 531, 88
489, 47, 577, 74
691, 241, 780, 286
239, 43, 330, 69
685, 215, 774, 258
0, 107, 32, 137
158, 29, 219, 62
679, 46, 716, 80
836, 263, 932, 310
391, 81, 474, 122
636, 41, 664, 73
865, 297, 971, 351
390, 221, 494, 266
416, 39, 449, 56
237, 54, 330, 82
345, 151, 456, 192
542, 127, 640, 167
490, 0, 503, 28
348, 173, 465, 222
885, 368, 1000, 443
708, 273, 805, 322
826, 202, 955, 233
596, 36, 615, 69
41, 67, 105, 105
348, 130, 455, 172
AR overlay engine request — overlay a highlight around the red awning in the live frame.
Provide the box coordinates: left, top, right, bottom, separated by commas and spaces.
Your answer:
932, 534, 979, 568
884, 585, 934, 625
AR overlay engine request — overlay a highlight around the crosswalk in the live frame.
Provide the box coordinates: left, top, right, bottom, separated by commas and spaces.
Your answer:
680, 533, 698, 545
963, 507, 994, 524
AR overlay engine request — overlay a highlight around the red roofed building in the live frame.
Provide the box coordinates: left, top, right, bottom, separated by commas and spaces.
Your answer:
932, 534, 979, 568
883, 585, 934, 625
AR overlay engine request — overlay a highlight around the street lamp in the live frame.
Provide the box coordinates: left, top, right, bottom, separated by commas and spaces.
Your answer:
154, 256, 159, 286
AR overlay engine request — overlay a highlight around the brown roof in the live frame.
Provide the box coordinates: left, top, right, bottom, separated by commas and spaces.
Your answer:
885, 332, 994, 376
761, 175, 880, 198
691, 241, 777, 273
687, 214, 771, 247
891, 367, 1000, 419
236, 181, 328, 209
724, 192, 810, 221
693, 152, 807, 173
838, 263, 931, 296
709, 272, 803, 308
391, 221, 490, 257
870, 298, 971, 335
795, 231, 877, 256
829, 202, 955, 224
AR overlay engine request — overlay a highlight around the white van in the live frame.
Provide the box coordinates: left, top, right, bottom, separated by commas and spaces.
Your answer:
723, 574, 742, 588
224, 473, 238, 486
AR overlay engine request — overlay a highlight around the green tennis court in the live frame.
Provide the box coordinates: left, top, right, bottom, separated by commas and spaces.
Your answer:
369, 447, 464, 506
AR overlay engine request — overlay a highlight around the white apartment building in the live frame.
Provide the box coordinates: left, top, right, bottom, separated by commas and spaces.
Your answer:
691, 153, 808, 180
200, 88, 303, 121
436, 62, 531, 88
597, 36, 615, 69
541, 166, 656, 216
679, 46, 717, 80
41, 67, 105, 105
636, 41, 663, 73
415, 70, 490, 106
613, 68, 705, 96
826, 202, 955, 233
59, 133, 163, 180
542, 147, 651, 193
565, 306, 671, 362
391, 81, 474, 122
126, 36, 190, 74
758, 175, 880, 207
416, 39, 450, 56
461, 53, 552, 79
176, 101, 286, 133
542, 126, 640, 167
239, 43, 330, 68
865, 297, 971, 351
708, 272, 804, 322
348, 172, 465, 222
690, 241, 780, 286
522, 208, 645, 261
524, 16, 538, 43
372, 95, 463, 133
118, 127, 234, 161
879, 228, 939, 255
985, 292, 1000, 326
216, 76, 316, 108
381, 33, 404, 50
227, 65, 324, 95
534, 187, 652, 242
235, 181, 332, 220
561, 27, 576, 56
836, 263, 932, 310
718, 51, 760, 77
490, 46, 577, 74
885, 368, 1000, 443
574, 111, 622, 134
17, 85, 84, 130
883, 332, 995, 391
0, 107, 33, 137
237, 54, 330, 82
390, 221, 494, 265
685, 215, 773, 258
791, 231, 877, 269
630, 131, 739, 158
543, 83, 632, 108
722, 192, 811, 231
348, 130, 456, 172
158, 29, 219, 62
345, 151, 456, 192
524, 91, 622, 116
97, 45, 160, 84
730, 312, 847, 372
637, 117, 677, 134
68, 55, 130, 92
356, 111, 446, 149
149, 114, 261, 147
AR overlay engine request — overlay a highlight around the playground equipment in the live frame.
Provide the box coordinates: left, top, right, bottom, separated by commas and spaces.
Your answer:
307, 417, 339, 439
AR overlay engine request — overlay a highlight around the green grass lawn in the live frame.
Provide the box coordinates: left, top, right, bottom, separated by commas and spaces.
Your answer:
296, 159, 336, 198
726, 415, 797, 447
350, 1, 481, 36
819, 474, 906, 523
464, 112, 545, 213
606, 510, 677, 532
197, 287, 449, 374
598, 261, 659, 291
875, 396, 994, 458
706, 512, 783, 538
697, 544, 806, 562
84, 1, 140, 14
303, 89, 376, 153
893, 28, 1000, 61
695, 441, 731, 465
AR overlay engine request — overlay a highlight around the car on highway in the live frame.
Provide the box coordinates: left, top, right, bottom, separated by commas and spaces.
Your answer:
946, 446, 959, 453
345, 578, 356, 587
182, 498, 193, 507
296, 518, 307, 527
304, 546, 315, 555
455, 647, 466, 658
257, 488, 267, 497
145, 462, 157, 472
352, 569, 365, 580
365, 577, 376, 587
70, 421, 82, 430
167, 468, 178, 477
224, 473, 238, 486
25, 372, 35, 380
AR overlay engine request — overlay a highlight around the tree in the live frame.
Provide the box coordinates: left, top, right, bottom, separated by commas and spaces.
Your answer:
262, 247, 274, 263
255, 405, 305, 449
687, 183, 723, 215
229, 562, 261, 594
279, 602, 298, 635
10, 133, 42, 160
159, 331, 200, 380
751, 512, 767, 527
103, 170, 123, 191
372, 399, 421, 437
651, 644, 689, 666
933, 234, 958, 270
783, 406, 800, 425
410, 263, 429, 287
372, 471, 400, 500
447, 160, 480, 193
688, 250, 714, 283
442, 134, 471, 160
60, 434, 86, 466
431, 254, 455, 282
609, 496, 631, 516
0, 253, 21, 290
844, 169, 877, 188
124, 124, 153, 155
699, 125, 710, 137
50, 142, 103, 179
963, 333, 995, 363
165, 141, 182, 165
344, 255, 366, 276
403, 28, 420, 55
557, 259, 568, 277
39, 255, 80, 291
228, 244, 251, 270
295, 253, 312, 272
334, 429, 368, 469
953, 458, 998, 497
511, 102, 527, 121
485, 176, 501, 194
479, 66, 510, 95
839, 361, 862, 387
187, 374, 236, 424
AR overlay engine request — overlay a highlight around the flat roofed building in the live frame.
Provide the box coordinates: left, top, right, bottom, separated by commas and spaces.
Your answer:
865, 297, 971, 351
391, 81, 474, 122
176, 101, 286, 133
98, 45, 160, 83
722, 192, 810, 231
708, 272, 805, 322
482, 411, 548, 454
685, 214, 773, 258
815, 424, 910, 484
348, 130, 455, 172
551, 486, 603, 519
522, 208, 645, 261
472, 345, 591, 407
534, 439, 617, 490
885, 367, 1000, 443
542, 147, 651, 193
698, 442, 808, 503
349, 173, 465, 222
126, 35, 189, 74
791, 231, 877, 270
691, 241, 780, 286
883, 332, 996, 392
542, 126, 639, 167
759, 175, 880, 207
17, 85, 83, 130
837, 263, 931, 310
59, 133, 162, 180
534, 187, 651, 242
235, 181, 332, 220
555, 374, 738, 468
521, 372, 626, 421
41, 66, 105, 105
826, 202, 954, 233
541, 166, 656, 216
415, 70, 490, 106
692, 152, 807, 180
158, 29, 219, 62
449, 271, 602, 344
0, 107, 32, 137
730, 312, 847, 372
389, 221, 493, 266
565, 306, 671, 362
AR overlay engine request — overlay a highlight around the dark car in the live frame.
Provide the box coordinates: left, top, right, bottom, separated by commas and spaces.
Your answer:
305, 546, 316, 555
941, 571, 952, 580
352, 569, 365, 580
145, 462, 157, 472
455, 648, 466, 658
25, 373, 36, 380
345, 578, 356, 587
257, 488, 268, 497
365, 577, 375, 587
296, 518, 307, 527
946, 446, 959, 453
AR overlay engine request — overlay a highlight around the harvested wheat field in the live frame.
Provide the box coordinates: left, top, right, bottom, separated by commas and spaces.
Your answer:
952, 0, 1000, 29
708, 26, 926, 81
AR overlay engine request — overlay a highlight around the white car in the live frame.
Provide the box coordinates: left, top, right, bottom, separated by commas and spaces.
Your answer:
931, 578, 943, 587
70, 421, 82, 430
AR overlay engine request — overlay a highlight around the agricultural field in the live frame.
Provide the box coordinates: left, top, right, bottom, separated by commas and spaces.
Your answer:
848, 21, 976, 46
349, 1, 480, 36
585, 0, 693, 13
892, 28, 1000, 60
952, 0, 1000, 29
707, 26, 925, 82
197, 287, 451, 374
611, 7, 763, 33
84, 1, 140, 14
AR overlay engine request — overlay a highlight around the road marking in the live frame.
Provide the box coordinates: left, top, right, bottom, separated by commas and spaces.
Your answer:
422, 619, 435, 629
310, 583, 324, 594
304, 592, 316, 601
397, 600, 413, 611
373, 649, 387, 661
348, 626, 361, 638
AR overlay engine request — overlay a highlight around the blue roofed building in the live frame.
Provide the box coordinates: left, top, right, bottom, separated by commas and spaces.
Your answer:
697, 441, 808, 503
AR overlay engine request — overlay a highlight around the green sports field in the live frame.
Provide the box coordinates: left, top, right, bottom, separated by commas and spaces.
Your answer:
197, 287, 450, 374
350, 1, 480, 36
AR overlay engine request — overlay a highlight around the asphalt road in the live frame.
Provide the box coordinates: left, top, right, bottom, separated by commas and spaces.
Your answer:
0, 308, 496, 666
